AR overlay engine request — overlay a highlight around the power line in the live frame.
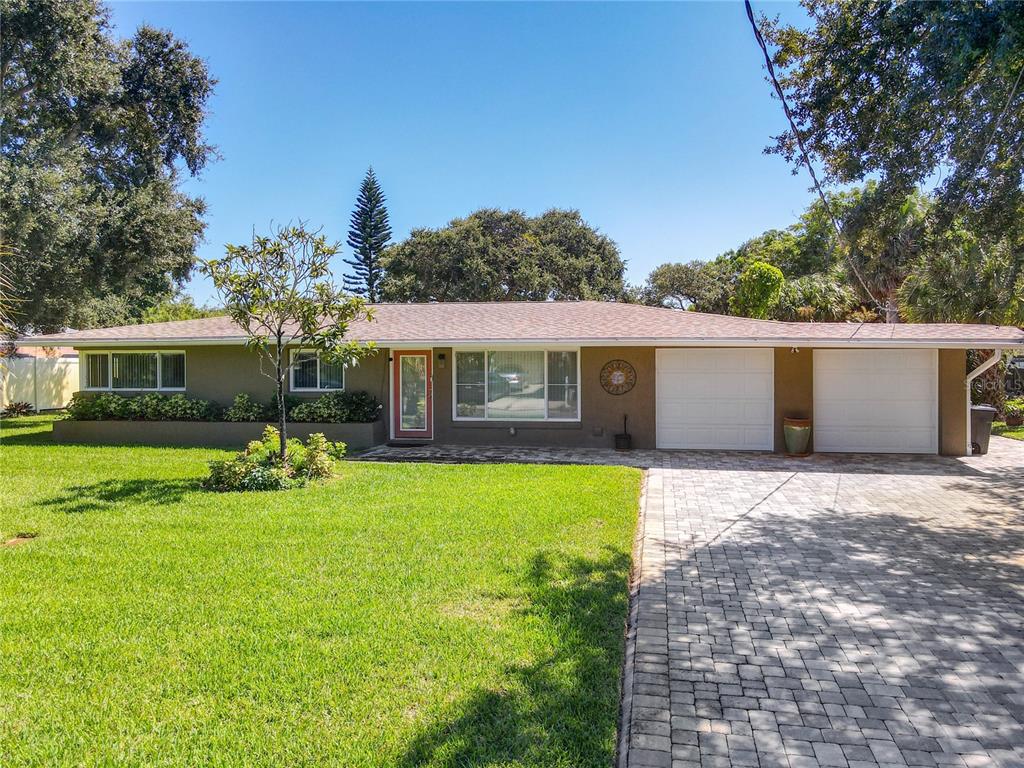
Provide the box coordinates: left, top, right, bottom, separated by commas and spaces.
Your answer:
744, 0, 882, 312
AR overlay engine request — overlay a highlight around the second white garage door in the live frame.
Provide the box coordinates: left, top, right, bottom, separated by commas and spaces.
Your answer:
656, 348, 774, 450
814, 349, 938, 454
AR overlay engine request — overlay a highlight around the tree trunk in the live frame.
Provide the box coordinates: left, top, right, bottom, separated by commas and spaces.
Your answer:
275, 340, 287, 462
277, 377, 287, 462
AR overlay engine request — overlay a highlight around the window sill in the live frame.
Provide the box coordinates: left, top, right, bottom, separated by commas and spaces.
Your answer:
83, 388, 186, 392
449, 420, 582, 430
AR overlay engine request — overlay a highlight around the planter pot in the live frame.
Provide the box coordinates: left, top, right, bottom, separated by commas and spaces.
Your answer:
1007, 414, 1023, 427
783, 417, 812, 456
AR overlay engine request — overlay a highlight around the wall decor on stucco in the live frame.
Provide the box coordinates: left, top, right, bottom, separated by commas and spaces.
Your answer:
599, 359, 636, 395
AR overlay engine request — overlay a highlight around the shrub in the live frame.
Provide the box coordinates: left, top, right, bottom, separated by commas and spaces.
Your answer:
65, 392, 217, 421
161, 393, 218, 421
223, 393, 270, 422
1, 401, 35, 417
288, 391, 382, 423
203, 426, 345, 492
1005, 397, 1024, 425
730, 260, 785, 319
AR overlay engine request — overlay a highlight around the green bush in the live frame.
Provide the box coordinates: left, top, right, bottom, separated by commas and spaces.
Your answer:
1005, 398, 1024, 420
730, 260, 785, 319
203, 426, 345, 492
223, 393, 270, 422
65, 390, 380, 424
288, 391, 382, 423
65, 392, 217, 421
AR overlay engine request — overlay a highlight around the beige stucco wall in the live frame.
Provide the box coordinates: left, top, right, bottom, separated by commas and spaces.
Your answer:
938, 348, 967, 456
773, 347, 814, 453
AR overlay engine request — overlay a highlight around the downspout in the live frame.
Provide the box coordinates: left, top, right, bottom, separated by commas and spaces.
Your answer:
964, 349, 1000, 455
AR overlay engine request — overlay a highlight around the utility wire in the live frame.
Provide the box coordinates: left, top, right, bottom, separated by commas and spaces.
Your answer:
744, 0, 883, 312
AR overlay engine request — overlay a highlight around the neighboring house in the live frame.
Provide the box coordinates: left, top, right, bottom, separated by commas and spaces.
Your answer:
1, 347, 79, 411
18, 301, 1024, 455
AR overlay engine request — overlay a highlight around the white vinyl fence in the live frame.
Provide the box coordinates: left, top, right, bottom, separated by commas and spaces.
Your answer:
1, 356, 79, 411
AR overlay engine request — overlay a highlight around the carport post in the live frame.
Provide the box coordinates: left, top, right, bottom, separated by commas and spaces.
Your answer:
964, 349, 1000, 455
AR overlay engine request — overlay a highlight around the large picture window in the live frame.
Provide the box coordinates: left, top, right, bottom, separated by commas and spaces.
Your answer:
290, 350, 345, 392
83, 351, 186, 391
454, 350, 579, 421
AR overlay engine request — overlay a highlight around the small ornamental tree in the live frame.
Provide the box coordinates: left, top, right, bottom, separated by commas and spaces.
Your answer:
204, 223, 374, 461
730, 261, 784, 319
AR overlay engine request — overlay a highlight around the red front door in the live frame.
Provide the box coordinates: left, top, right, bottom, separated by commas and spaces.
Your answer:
392, 350, 433, 439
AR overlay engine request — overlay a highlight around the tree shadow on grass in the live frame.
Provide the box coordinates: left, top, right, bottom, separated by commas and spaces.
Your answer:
0, 421, 57, 446
37, 478, 197, 514
399, 546, 632, 768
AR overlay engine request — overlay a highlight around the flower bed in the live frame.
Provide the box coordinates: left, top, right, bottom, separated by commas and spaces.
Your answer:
56, 391, 387, 449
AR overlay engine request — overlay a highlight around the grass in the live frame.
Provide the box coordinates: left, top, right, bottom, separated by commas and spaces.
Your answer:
0, 415, 641, 767
993, 420, 1024, 441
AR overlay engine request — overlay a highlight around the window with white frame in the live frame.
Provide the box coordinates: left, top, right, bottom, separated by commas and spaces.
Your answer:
83, 351, 186, 390
454, 349, 579, 421
290, 350, 345, 391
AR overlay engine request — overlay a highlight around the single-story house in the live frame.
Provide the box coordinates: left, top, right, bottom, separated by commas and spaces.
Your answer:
19, 301, 1024, 455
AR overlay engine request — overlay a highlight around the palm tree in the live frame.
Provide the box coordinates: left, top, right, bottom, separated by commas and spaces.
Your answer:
842, 186, 932, 322
898, 232, 1024, 325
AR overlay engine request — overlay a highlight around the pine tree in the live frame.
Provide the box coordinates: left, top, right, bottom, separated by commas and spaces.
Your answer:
343, 167, 392, 301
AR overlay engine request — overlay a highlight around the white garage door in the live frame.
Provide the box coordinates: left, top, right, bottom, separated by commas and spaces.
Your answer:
814, 349, 937, 454
656, 348, 774, 450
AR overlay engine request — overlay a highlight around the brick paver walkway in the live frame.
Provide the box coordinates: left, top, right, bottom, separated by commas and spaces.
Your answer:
624, 437, 1024, 768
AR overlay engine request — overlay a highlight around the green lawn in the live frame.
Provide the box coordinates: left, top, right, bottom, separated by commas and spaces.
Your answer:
993, 421, 1024, 441
0, 415, 641, 767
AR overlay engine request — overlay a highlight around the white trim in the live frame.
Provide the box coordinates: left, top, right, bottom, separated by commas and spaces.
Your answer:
288, 349, 345, 392
452, 348, 582, 423
25, 336, 1024, 350
81, 350, 186, 392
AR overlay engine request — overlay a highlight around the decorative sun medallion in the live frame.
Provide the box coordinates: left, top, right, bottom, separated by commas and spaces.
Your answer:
600, 359, 637, 395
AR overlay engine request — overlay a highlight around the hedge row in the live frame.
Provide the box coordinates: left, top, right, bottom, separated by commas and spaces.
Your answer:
65, 391, 382, 424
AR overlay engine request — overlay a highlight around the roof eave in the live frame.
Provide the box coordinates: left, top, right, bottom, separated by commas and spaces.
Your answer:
17, 336, 1024, 349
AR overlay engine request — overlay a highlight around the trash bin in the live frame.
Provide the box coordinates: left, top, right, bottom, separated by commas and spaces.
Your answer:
970, 404, 998, 455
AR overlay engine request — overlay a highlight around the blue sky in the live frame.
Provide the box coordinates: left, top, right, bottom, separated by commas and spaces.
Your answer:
108, 1, 814, 303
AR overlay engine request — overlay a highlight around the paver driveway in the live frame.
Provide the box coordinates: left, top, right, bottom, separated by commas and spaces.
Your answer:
622, 437, 1024, 768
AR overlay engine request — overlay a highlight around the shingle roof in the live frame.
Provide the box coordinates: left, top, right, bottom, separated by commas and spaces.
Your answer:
17, 301, 1024, 347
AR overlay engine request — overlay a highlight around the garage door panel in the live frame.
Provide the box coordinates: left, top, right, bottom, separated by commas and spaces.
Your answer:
656, 349, 774, 450
814, 349, 937, 454
684, 376, 736, 398
741, 400, 772, 423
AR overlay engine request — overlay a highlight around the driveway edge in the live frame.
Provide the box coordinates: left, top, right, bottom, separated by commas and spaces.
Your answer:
615, 469, 648, 768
